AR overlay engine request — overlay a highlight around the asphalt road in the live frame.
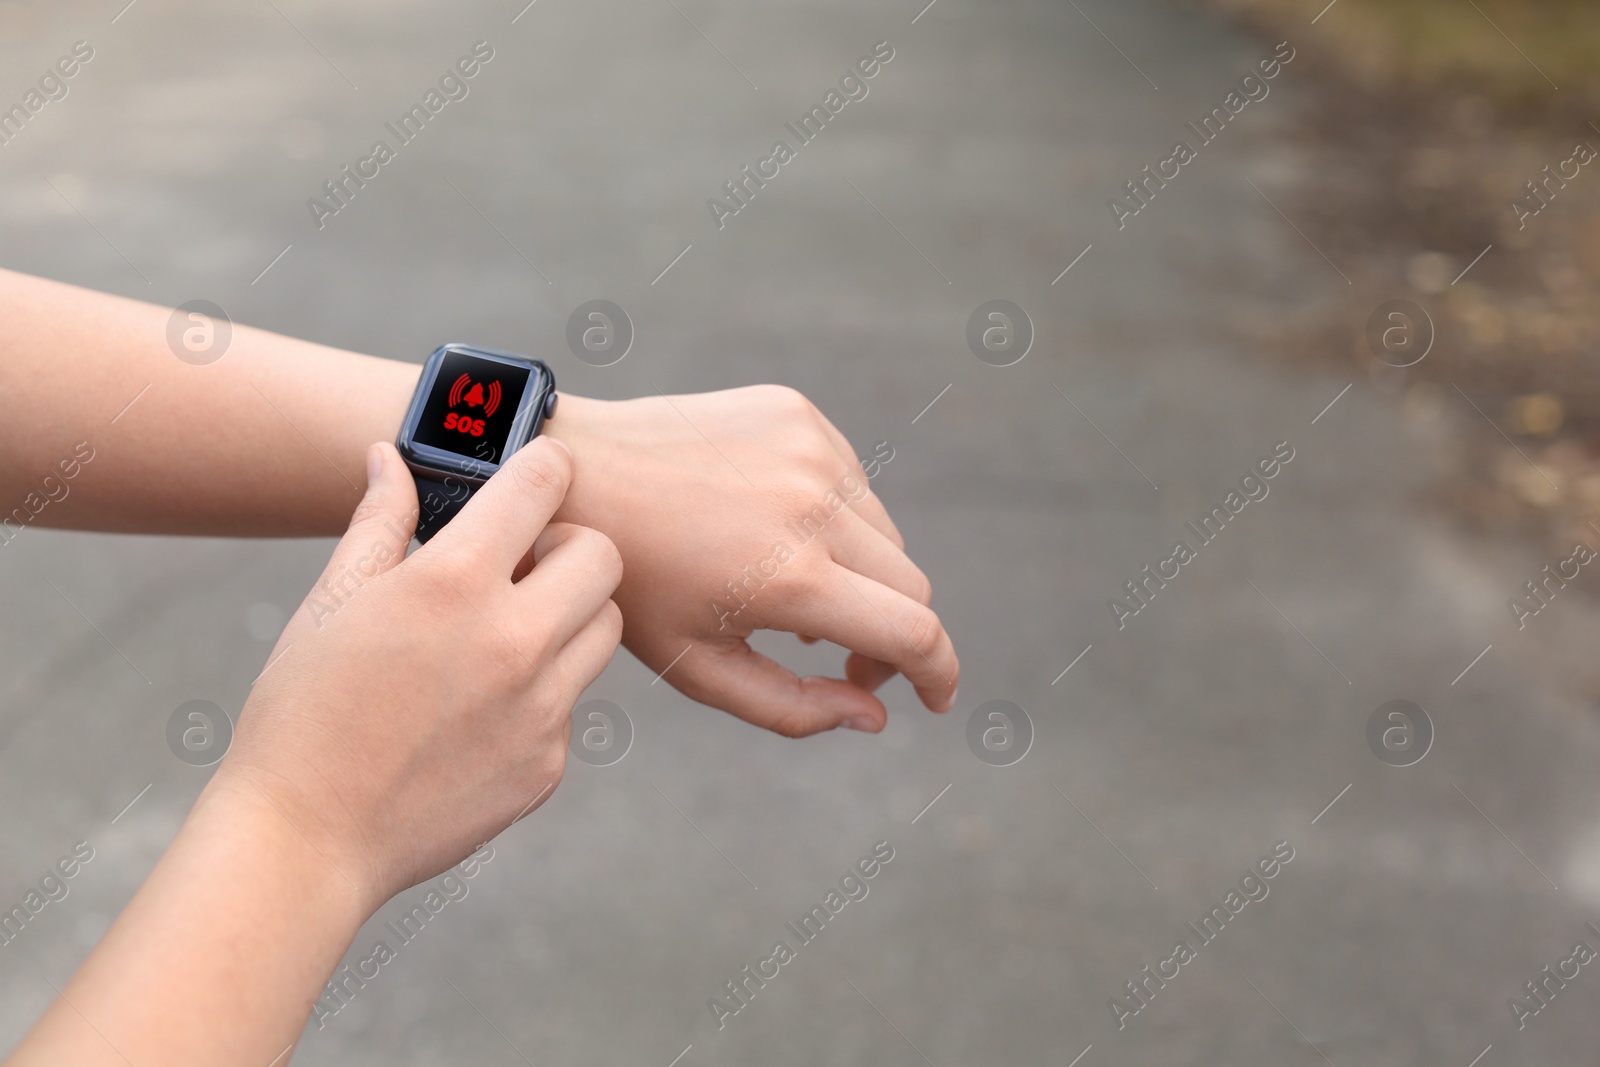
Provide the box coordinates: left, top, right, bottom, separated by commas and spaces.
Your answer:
3, 1, 1600, 1064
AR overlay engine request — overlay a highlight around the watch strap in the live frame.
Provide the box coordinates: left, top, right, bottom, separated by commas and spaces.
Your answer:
411, 473, 476, 543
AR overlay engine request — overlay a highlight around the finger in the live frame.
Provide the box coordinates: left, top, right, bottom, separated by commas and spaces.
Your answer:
671, 639, 888, 737
314, 443, 416, 590
845, 489, 905, 550
846, 651, 899, 693
797, 632, 898, 694
810, 415, 904, 549
428, 437, 574, 577
787, 567, 959, 712
510, 516, 585, 583
824, 510, 932, 605
823, 506, 917, 692
274, 444, 415, 648
551, 599, 623, 701
513, 523, 623, 648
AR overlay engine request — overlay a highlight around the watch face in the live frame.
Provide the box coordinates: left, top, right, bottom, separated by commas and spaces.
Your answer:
411, 351, 533, 466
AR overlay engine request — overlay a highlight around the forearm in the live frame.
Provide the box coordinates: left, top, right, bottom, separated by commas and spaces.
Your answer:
6, 777, 371, 1065
0, 269, 419, 534
0, 269, 616, 537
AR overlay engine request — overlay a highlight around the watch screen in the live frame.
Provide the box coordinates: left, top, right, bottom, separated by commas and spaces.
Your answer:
412, 352, 532, 465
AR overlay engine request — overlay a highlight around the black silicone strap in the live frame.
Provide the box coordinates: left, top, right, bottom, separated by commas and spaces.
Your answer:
411, 473, 477, 543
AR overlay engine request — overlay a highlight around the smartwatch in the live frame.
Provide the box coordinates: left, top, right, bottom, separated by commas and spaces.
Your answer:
396, 343, 558, 543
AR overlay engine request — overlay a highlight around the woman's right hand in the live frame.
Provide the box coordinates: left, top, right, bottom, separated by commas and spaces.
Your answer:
213, 436, 623, 913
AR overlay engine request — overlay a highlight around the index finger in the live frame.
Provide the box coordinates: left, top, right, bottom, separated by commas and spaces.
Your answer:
785, 565, 960, 712
425, 437, 574, 576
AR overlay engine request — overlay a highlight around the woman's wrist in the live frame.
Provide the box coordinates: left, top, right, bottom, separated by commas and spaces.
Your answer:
537, 392, 629, 527
194, 771, 380, 928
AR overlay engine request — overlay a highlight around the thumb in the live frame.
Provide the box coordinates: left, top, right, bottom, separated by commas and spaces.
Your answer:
671, 638, 890, 738
268, 445, 416, 654
315, 443, 417, 591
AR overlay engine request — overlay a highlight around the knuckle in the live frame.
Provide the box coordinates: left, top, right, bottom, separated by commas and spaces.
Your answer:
767, 707, 814, 739
755, 383, 814, 419
763, 675, 821, 739
902, 606, 946, 661
778, 474, 827, 509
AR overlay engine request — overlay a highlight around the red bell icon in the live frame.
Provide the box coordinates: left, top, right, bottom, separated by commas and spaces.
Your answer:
463, 382, 486, 408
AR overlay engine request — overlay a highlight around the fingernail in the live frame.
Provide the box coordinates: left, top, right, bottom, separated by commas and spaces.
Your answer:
842, 716, 877, 732
366, 443, 384, 485
942, 687, 958, 713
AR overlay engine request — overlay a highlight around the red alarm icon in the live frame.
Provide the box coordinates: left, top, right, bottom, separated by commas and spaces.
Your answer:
447, 373, 502, 416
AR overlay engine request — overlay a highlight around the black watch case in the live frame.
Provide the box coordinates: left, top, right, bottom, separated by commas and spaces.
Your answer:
396, 343, 557, 486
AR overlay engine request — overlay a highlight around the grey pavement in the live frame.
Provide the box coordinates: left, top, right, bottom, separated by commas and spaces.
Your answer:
3, 1, 1600, 1064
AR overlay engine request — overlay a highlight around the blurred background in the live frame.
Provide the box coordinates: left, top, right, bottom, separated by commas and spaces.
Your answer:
3, 0, 1600, 1063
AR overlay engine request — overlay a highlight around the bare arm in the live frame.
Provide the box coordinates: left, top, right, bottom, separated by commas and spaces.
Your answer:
6, 441, 617, 1065
0, 267, 423, 534
0, 268, 959, 734
6, 780, 370, 1065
